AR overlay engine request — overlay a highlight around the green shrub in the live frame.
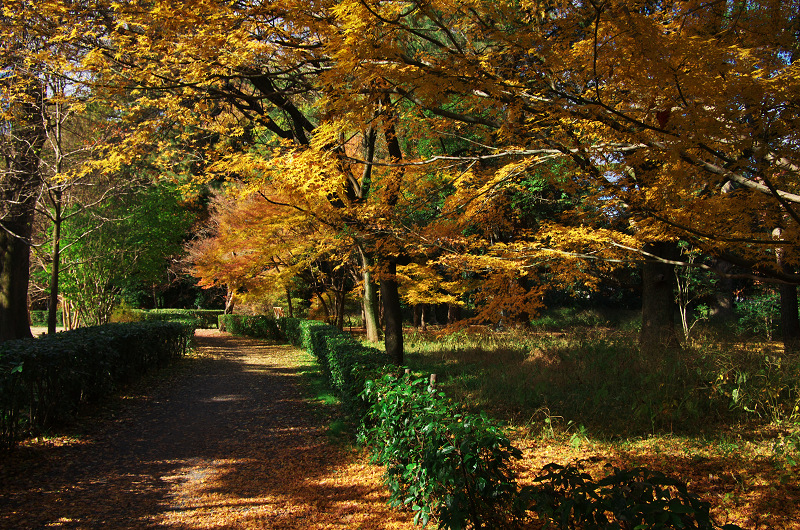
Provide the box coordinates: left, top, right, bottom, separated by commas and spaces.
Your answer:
218, 314, 283, 339
360, 373, 524, 529
29, 310, 63, 327
136, 309, 223, 329
524, 463, 743, 529
0, 321, 193, 448
734, 292, 779, 340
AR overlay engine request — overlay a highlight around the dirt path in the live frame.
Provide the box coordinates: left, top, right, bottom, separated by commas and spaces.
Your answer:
0, 330, 413, 529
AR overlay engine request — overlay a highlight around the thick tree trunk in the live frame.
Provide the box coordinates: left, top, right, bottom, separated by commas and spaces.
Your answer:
773, 228, 800, 353
640, 241, 679, 354
381, 259, 404, 365
447, 303, 461, 324
780, 280, 800, 353
0, 220, 34, 343
0, 80, 45, 344
709, 259, 735, 323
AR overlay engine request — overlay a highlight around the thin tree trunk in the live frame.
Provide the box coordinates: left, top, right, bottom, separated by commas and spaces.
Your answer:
47, 194, 62, 334
359, 247, 380, 342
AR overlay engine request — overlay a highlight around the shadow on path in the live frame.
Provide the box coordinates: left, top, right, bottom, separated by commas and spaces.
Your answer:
0, 330, 411, 529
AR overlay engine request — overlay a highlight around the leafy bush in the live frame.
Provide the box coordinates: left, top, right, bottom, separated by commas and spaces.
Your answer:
524, 463, 742, 529
734, 292, 779, 340
218, 314, 283, 339
360, 373, 524, 529
709, 349, 800, 423
0, 321, 193, 448
225, 317, 737, 529
136, 309, 223, 329
29, 310, 63, 327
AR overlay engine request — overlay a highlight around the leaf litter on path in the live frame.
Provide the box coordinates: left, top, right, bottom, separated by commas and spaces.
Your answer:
0, 329, 413, 529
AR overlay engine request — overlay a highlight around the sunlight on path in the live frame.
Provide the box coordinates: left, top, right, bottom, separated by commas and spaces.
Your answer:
0, 330, 413, 529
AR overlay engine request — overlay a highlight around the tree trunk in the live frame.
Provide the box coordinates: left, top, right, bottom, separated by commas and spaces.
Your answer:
0, 79, 45, 344
447, 303, 461, 324
47, 194, 62, 334
381, 259, 404, 365
286, 284, 294, 318
224, 287, 235, 314
0, 221, 34, 343
709, 259, 735, 323
359, 248, 381, 342
780, 280, 800, 353
773, 228, 800, 353
640, 241, 678, 355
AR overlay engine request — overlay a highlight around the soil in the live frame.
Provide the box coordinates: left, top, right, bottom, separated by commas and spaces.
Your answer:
0, 329, 414, 529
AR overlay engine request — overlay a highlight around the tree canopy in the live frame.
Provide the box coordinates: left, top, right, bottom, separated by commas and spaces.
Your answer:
2, 0, 799, 353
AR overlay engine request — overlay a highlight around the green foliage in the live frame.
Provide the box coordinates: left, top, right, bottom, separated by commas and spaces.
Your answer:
734, 292, 780, 341
29, 309, 63, 327
359, 373, 523, 529
132, 309, 223, 329
708, 349, 800, 423
0, 321, 193, 448
218, 314, 283, 340
524, 463, 743, 529
55, 183, 196, 327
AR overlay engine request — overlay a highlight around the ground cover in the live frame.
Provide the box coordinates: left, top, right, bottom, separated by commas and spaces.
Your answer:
403, 325, 800, 529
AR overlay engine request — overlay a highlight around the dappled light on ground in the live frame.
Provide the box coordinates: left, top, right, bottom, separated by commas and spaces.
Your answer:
0, 330, 412, 529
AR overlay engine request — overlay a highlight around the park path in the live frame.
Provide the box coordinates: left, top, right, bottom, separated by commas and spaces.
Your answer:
0, 330, 413, 529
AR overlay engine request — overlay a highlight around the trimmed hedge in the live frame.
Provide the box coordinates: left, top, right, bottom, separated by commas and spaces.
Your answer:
218, 314, 282, 339
133, 309, 223, 329
0, 321, 193, 448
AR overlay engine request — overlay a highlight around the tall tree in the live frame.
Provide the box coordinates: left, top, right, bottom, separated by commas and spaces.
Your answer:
0, 17, 47, 342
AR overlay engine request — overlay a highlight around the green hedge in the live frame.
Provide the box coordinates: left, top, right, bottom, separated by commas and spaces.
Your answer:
0, 321, 193, 448
218, 314, 283, 339
29, 310, 63, 327
133, 309, 223, 329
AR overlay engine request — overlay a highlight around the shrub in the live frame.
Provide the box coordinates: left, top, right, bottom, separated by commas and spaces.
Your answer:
0, 321, 193, 448
29, 310, 63, 327
360, 373, 524, 529
524, 463, 742, 529
218, 314, 283, 339
136, 309, 223, 329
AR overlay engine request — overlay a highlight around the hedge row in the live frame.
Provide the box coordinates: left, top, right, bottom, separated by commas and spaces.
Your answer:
0, 321, 194, 448
132, 309, 223, 329
220, 315, 740, 530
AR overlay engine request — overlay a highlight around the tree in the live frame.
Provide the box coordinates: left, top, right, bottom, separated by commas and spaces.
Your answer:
51, 182, 194, 326
0, 32, 46, 342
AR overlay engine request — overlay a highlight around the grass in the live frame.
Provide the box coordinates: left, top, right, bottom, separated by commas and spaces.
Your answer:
398, 313, 800, 528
